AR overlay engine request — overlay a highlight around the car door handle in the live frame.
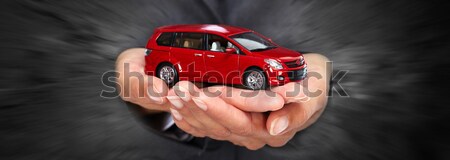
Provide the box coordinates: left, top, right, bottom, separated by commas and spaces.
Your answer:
206, 55, 215, 58
194, 53, 202, 57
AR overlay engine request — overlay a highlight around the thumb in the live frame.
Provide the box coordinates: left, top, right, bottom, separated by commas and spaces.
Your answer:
271, 82, 309, 104
116, 48, 169, 111
266, 102, 314, 136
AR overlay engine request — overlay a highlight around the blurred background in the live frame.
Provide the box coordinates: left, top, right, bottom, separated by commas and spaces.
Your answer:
0, 0, 449, 159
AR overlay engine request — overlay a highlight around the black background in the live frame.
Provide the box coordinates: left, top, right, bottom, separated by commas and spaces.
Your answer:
0, 0, 449, 159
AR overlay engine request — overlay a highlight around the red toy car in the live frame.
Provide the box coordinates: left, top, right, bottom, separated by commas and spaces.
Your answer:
144, 24, 307, 90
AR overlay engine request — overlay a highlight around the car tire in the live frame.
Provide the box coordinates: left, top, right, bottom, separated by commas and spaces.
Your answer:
156, 63, 179, 87
243, 68, 268, 90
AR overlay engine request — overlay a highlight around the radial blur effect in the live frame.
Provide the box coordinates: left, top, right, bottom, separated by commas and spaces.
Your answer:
0, 0, 449, 159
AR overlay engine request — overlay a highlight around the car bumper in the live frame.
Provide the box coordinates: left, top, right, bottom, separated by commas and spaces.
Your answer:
265, 63, 307, 86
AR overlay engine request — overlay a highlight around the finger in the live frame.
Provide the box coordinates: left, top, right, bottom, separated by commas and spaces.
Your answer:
173, 81, 201, 101
116, 48, 169, 111
246, 113, 296, 148
203, 86, 285, 112
130, 75, 169, 105
240, 138, 266, 150
213, 133, 249, 146
265, 130, 296, 147
223, 133, 266, 150
266, 54, 331, 136
271, 82, 309, 104
248, 112, 270, 137
186, 102, 232, 138
173, 83, 232, 138
116, 49, 146, 102
192, 91, 254, 136
266, 101, 318, 136
170, 108, 205, 138
166, 83, 205, 130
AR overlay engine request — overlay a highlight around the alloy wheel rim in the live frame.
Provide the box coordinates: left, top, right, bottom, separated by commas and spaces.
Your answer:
160, 66, 175, 84
247, 71, 264, 89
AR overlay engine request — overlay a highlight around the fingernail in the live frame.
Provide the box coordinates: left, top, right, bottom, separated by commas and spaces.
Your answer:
270, 116, 289, 136
177, 86, 191, 102
170, 108, 182, 120
167, 96, 184, 109
192, 98, 207, 111
148, 95, 163, 104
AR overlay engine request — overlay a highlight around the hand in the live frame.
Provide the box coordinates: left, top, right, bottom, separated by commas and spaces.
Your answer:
166, 54, 331, 150
116, 48, 330, 149
166, 82, 286, 150
267, 53, 330, 136
116, 48, 171, 113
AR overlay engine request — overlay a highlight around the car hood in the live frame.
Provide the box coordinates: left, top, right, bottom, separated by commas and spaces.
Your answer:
250, 47, 301, 62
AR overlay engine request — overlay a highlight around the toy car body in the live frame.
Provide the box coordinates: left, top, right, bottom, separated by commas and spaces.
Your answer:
144, 24, 307, 90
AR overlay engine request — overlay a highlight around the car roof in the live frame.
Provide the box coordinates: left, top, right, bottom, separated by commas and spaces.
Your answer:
156, 24, 252, 36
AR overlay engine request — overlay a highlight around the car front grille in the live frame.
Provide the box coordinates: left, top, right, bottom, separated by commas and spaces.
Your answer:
284, 59, 304, 68
287, 68, 307, 81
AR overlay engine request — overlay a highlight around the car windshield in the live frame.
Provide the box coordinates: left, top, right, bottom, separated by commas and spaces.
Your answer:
230, 32, 277, 51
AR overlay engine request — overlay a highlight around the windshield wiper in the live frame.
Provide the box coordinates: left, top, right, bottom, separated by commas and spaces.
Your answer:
250, 46, 277, 52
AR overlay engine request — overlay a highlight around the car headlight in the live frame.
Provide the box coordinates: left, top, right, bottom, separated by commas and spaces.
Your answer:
264, 59, 283, 69
299, 55, 305, 65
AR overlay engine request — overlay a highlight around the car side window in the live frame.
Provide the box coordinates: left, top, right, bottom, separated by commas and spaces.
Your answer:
207, 34, 240, 54
173, 33, 181, 47
156, 32, 173, 46
173, 32, 204, 50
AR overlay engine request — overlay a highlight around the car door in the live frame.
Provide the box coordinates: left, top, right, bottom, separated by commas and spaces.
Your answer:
203, 34, 240, 84
170, 32, 206, 81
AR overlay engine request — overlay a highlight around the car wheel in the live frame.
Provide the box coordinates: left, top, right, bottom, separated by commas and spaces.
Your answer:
243, 68, 267, 90
156, 63, 179, 87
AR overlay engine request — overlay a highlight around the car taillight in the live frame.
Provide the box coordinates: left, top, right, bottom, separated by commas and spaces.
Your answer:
145, 49, 152, 56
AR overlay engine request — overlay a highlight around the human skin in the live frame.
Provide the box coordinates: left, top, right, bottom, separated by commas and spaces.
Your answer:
116, 48, 330, 150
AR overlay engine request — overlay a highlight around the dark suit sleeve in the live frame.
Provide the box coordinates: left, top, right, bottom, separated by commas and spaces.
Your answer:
124, 101, 194, 142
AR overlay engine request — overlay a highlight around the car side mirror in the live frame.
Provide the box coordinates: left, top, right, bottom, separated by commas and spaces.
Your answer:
225, 48, 237, 54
